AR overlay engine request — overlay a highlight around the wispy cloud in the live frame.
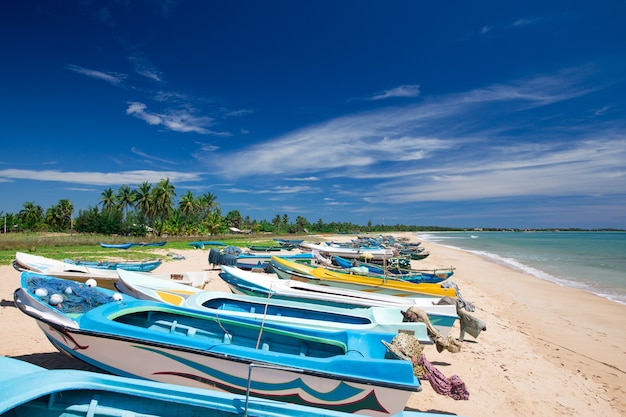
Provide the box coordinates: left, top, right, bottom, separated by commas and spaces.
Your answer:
126, 102, 229, 135
131, 147, 177, 165
128, 55, 163, 82
65, 64, 127, 86
196, 67, 624, 207
367, 85, 421, 101
0, 169, 201, 186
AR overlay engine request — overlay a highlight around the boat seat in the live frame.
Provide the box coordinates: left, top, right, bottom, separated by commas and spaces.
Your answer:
154, 320, 208, 339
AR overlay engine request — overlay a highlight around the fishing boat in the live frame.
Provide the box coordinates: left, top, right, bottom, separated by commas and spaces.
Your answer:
63, 258, 163, 272
332, 255, 453, 283
1, 356, 455, 417
99, 242, 134, 249
238, 251, 314, 264
219, 266, 458, 337
117, 269, 211, 288
115, 269, 432, 344
14, 252, 121, 290
188, 241, 227, 248
15, 272, 422, 416
270, 256, 457, 299
247, 245, 295, 252
300, 242, 396, 261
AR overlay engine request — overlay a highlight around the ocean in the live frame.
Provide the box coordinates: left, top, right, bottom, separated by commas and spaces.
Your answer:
417, 231, 626, 305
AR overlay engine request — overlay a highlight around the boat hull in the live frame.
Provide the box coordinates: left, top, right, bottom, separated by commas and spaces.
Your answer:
1, 356, 446, 417
14, 275, 421, 417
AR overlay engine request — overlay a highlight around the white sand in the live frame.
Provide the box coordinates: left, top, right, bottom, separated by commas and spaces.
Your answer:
1, 234, 624, 416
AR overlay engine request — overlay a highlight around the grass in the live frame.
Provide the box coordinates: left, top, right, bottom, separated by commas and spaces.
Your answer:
0, 232, 320, 266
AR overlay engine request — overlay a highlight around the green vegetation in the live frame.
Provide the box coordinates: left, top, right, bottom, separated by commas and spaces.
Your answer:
0, 178, 464, 238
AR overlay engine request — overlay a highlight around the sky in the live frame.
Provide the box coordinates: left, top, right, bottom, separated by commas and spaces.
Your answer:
1, 1, 625, 229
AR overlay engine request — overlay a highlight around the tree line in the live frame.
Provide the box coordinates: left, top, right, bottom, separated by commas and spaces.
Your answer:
1, 178, 435, 236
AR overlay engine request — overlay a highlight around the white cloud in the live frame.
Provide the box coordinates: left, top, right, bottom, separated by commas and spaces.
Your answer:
126, 101, 227, 135
65, 64, 127, 86
0, 169, 201, 186
368, 85, 421, 101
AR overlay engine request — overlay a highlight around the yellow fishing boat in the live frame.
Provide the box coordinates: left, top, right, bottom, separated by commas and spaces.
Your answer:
270, 256, 457, 299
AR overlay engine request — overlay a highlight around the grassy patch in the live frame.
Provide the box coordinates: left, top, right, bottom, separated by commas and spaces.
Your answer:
0, 233, 308, 266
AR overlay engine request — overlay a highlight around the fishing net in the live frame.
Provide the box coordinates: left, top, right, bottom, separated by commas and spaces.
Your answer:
24, 275, 115, 314
382, 332, 470, 400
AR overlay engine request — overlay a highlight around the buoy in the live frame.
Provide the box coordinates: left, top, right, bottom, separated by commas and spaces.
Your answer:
64, 287, 73, 295
35, 288, 48, 297
112, 293, 123, 301
49, 294, 63, 305
85, 279, 97, 287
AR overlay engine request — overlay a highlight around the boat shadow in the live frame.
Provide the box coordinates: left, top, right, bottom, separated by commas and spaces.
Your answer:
405, 407, 462, 415
10, 351, 106, 373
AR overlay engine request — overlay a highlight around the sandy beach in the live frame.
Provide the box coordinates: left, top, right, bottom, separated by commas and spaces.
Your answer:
1, 234, 624, 417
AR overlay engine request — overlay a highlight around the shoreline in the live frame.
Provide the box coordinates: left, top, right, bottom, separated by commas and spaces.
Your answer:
1, 234, 624, 416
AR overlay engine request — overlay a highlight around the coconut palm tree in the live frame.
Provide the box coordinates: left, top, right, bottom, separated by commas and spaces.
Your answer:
18, 201, 44, 230
99, 188, 116, 212
133, 182, 153, 226
116, 185, 135, 220
152, 178, 176, 235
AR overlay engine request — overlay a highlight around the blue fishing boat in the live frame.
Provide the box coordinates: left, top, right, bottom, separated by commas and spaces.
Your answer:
115, 268, 432, 344
332, 255, 453, 283
188, 241, 227, 249
99, 242, 134, 249
15, 272, 422, 415
218, 266, 459, 337
64, 258, 162, 272
0, 356, 457, 417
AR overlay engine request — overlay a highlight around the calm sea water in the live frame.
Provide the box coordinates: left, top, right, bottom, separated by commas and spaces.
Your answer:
417, 231, 626, 305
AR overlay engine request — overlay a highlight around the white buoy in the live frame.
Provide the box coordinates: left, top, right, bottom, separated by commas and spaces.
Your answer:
64, 287, 73, 295
85, 279, 97, 287
35, 288, 48, 297
49, 294, 63, 305
112, 293, 123, 301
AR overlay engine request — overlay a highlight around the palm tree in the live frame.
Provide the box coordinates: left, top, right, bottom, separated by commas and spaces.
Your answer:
116, 185, 135, 220
152, 178, 176, 235
272, 214, 282, 232
178, 190, 198, 231
198, 192, 218, 220
56, 199, 74, 231
18, 201, 44, 230
45, 206, 62, 231
99, 188, 116, 212
133, 182, 153, 226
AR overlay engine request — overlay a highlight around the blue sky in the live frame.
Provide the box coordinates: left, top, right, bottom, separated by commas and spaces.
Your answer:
1, 1, 625, 229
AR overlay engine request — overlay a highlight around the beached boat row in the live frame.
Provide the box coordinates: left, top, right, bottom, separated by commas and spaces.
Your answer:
9, 236, 476, 416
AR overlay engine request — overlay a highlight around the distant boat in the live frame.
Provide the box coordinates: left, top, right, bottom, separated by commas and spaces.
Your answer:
1, 356, 448, 417
300, 241, 396, 261
188, 241, 227, 249
15, 272, 423, 416
64, 258, 162, 272
332, 255, 453, 283
247, 244, 295, 252
99, 241, 167, 249
99, 242, 134, 249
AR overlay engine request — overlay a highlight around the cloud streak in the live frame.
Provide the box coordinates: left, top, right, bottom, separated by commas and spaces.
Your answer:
0, 169, 201, 186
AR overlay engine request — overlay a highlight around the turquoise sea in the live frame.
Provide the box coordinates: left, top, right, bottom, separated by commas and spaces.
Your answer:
418, 231, 626, 305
